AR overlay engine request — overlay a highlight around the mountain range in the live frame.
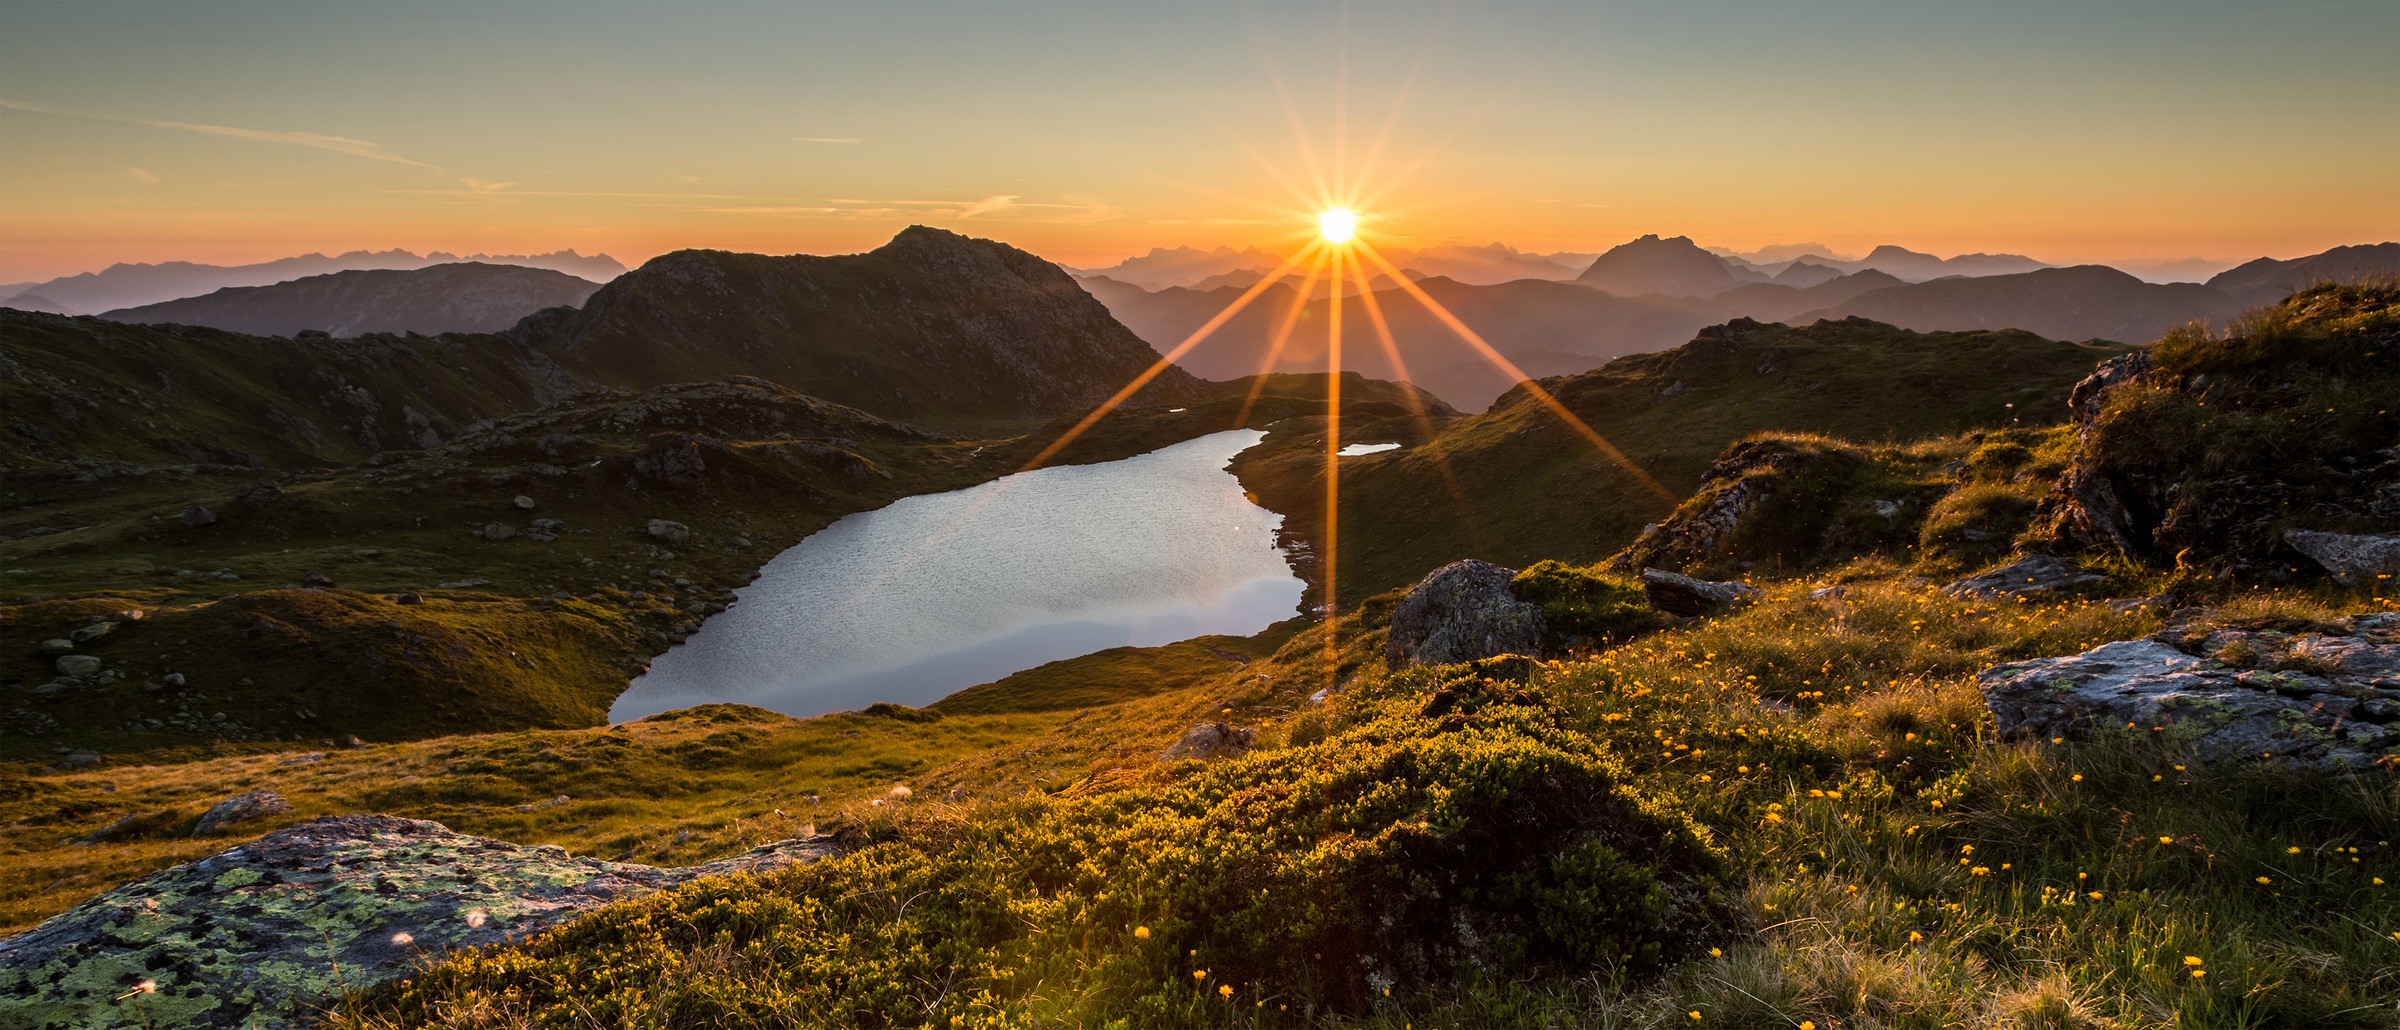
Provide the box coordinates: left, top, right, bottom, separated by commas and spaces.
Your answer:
97, 263, 603, 338
0, 248, 627, 315
1088, 237, 2400, 409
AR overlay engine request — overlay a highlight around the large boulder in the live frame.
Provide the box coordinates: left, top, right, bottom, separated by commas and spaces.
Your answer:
0, 815, 833, 1030
1384, 560, 1544, 667
2284, 530, 2400, 584
1977, 613, 2400, 769
1638, 568, 1761, 617
1941, 554, 2105, 600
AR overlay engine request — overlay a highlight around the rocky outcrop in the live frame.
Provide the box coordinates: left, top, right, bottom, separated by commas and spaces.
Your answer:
2284, 530, 2400, 584
1941, 554, 2106, 600
1610, 438, 1793, 574
1638, 568, 1761, 617
1162, 722, 1256, 761
1977, 613, 2400, 769
1384, 560, 1544, 667
0, 815, 833, 1030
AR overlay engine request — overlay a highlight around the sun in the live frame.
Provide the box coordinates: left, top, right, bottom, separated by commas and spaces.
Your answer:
1316, 207, 1358, 244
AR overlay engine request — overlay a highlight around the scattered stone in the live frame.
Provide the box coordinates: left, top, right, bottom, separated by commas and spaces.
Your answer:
68, 621, 115, 644
481, 522, 516, 541
211, 568, 240, 581
1977, 613, 2400, 770
61, 749, 102, 769
345, 736, 367, 748
176, 502, 217, 528
1639, 567, 1762, 617
301, 570, 336, 590
111, 609, 144, 622
79, 809, 180, 845
162, 672, 187, 687
513, 795, 572, 812
393, 592, 424, 605
279, 752, 326, 767
0, 815, 835, 1030
1384, 559, 1544, 667
53, 654, 102, 678
193, 791, 294, 836
351, 548, 381, 557
1870, 499, 1900, 519
1808, 585, 1848, 602
1162, 722, 1257, 761
514, 494, 537, 509
434, 578, 489, 589
37, 638, 74, 656
647, 519, 692, 543
2284, 529, 2400, 584
1941, 554, 2105, 600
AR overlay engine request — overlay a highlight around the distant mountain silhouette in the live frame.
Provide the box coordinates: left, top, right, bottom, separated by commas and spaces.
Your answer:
2206, 243, 2400, 305
516, 226, 1203, 423
0, 294, 77, 316
1796, 265, 2243, 343
1374, 243, 1588, 285
2, 249, 627, 314
1575, 235, 1744, 298
99, 263, 602, 337
1071, 245, 1282, 290
1770, 260, 1845, 288
1707, 269, 1910, 322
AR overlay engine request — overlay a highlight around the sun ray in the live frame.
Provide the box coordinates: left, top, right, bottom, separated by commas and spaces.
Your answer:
1321, 242, 1345, 673
1233, 259, 1328, 427
1353, 238, 1679, 507
1018, 243, 1320, 473
1350, 252, 1489, 552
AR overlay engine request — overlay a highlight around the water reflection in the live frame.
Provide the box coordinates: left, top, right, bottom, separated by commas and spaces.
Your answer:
610, 430, 1303, 720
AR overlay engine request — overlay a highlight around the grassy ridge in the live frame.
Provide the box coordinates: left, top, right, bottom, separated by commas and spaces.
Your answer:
1234, 318, 2131, 602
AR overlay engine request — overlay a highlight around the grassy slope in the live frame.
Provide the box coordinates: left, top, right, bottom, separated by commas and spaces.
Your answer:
1234, 318, 2132, 603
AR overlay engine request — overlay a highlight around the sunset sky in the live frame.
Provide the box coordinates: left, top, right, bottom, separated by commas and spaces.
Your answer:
2, 1, 2394, 283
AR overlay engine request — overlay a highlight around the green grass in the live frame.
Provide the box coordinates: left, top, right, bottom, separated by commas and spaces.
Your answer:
1233, 318, 2132, 605
325, 569, 2400, 1028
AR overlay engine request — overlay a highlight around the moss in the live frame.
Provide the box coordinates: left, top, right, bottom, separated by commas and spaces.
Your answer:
1508, 560, 1669, 652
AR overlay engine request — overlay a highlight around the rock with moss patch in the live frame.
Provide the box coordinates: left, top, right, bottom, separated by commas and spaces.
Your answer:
1977, 613, 2400, 769
1385, 560, 1544, 667
0, 814, 834, 1030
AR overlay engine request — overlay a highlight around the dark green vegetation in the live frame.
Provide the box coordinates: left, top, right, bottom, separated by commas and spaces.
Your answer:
10, 264, 2400, 1027
1234, 316, 2134, 603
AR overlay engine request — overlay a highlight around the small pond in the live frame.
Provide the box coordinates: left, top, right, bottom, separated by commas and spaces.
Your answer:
609, 429, 1304, 721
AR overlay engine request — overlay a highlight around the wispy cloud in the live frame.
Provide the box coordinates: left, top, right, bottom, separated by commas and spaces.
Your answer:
125, 167, 159, 184
0, 98, 444, 172
793, 136, 863, 144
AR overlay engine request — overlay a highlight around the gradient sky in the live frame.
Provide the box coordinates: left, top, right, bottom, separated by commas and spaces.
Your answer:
1, 1, 2394, 282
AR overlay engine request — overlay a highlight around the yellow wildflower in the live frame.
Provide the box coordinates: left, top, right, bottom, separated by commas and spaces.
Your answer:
1219, 985, 1233, 999
2183, 956, 2203, 966
1134, 926, 1150, 939
1193, 969, 1207, 981
2191, 969, 2206, 979
2255, 876, 2272, 885
1708, 947, 1722, 957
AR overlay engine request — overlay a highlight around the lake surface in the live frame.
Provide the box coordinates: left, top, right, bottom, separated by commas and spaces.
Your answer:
1337, 442, 1401, 456
610, 429, 1305, 721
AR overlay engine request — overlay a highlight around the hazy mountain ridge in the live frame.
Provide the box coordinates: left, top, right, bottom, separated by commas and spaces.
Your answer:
97, 263, 602, 338
1, 249, 628, 315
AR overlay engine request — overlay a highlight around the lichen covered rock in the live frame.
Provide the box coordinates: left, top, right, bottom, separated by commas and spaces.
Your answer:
1977, 613, 2400, 769
1941, 554, 2106, 600
1161, 721, 1256, 761
1384, 560, 1544, 667
0, 814, 832, 1030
